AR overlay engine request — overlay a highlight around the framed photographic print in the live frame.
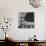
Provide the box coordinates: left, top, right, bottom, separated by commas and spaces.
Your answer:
18, 12, 34, 28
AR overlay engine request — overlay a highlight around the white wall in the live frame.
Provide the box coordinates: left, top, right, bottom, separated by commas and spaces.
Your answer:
0, 0, 46, 40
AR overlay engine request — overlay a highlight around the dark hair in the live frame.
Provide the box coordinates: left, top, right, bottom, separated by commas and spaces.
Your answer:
34, 35, 36, 37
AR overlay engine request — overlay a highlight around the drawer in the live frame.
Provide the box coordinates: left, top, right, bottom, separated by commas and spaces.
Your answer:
16, 43, 28, 46
38, 44, 43, 46
20, 43, 24, 46
38, 43, 46, 46
24, 43, 28, 46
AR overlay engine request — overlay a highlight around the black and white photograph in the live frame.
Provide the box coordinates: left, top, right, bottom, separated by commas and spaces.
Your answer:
18, 12, 34, 28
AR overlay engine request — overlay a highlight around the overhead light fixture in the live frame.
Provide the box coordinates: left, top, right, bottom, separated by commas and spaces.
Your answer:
29, 0, 43, 8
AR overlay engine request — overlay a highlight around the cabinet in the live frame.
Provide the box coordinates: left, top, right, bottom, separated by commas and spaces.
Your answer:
0, 40, 16, 46
28, 43, 46, 46
0, 40, 6, 46
38, 43, 46, 46
1, 40, 46, 46
16, 43, 28, 46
